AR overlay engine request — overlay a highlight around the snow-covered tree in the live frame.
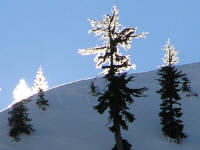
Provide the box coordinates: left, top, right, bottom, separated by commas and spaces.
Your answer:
79, 6, 147, 150
32, 65, 48, 95
8, 99, 35, 142
32, 66, 49, 110
162, 39, 179, 66
79, 6, 147, 74
13, 79, 32, 104
156, 39, 197, 143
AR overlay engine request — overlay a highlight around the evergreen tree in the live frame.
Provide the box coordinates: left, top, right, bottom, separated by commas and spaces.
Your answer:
13, 79, 32, 104
32, 65, 48, 95
32, 66, 49, 110
156, 39, 197, 143
36, 88, 49, 111
79, 6, 147, 150
8, 99, 35, 142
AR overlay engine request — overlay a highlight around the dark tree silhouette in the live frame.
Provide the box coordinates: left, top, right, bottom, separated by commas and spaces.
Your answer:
91, 73, 147, 150
8, 99, 35, 142
36, 88, 49, 111
79, 6, 147, 150
156, 39, 197, 143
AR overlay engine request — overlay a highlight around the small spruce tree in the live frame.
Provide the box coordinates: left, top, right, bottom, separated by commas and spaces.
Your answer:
8, 100, 35, 142
79, 6, 147, 150
32, 65, 49, 110
36, 88, 49, 111
156, 39, 197, 143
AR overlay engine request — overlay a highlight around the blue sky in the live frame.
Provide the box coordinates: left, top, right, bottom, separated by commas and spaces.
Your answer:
0, 0, 199, 110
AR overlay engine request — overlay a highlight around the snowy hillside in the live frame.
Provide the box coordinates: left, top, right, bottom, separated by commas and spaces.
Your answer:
0, 62, 199, 150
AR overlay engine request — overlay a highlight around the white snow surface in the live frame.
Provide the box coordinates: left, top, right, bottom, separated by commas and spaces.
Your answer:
0, 62, 200, 150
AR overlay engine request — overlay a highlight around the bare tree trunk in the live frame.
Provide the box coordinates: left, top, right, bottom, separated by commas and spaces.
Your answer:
114, 118, 124, 150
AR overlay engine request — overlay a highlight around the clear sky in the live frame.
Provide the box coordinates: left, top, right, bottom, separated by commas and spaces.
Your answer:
0, 0, 199, 110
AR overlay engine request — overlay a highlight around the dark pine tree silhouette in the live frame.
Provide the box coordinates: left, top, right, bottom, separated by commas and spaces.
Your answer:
79, 6, 147, 150
156, 39, 197, 143
36, 88, 49, 111
91, 72, 147, 150
8, 100, 35, 142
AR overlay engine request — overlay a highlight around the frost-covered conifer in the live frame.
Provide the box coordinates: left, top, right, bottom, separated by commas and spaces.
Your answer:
156, 39, 197, 143
79, 6, 147, 74
32, 66, 49, 110
13, 79, 32, 104
162, 39, 179, 66
8, 99, 35, 142
32, 65, 48, 95
79, 6, 147, 150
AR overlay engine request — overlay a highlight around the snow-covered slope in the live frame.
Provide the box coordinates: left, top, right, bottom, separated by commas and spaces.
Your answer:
0, 62, 200, 150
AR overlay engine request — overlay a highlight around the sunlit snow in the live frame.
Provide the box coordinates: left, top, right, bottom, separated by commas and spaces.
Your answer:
0, 62, 199, 150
